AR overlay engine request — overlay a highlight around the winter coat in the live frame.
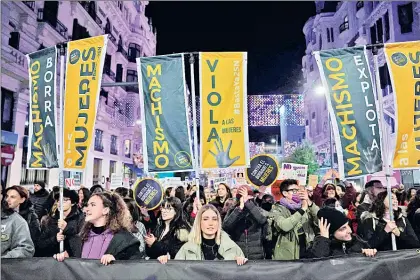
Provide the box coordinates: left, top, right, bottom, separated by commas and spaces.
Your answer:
175, 231, 244, 260
36, 205, 84, 257
407, 209, 420, 241
30, 189, 53, 220
222, 200, 268, 260
1, 209, 35, 258
313, 185, 356, 209
267, 202, 319, 260
146, 225, 189, 259
359, 211, 420, 251
310, 235, 370, 258
69, 229, 142, 260
18, 206, 41, 246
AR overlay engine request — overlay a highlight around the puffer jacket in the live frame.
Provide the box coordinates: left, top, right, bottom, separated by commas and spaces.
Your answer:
1, 209, 35, 258
222, 200, 268, 260
359, 210, 420, 251
266, 202, 319, 260
36, 205, 84, 257
30, 189, 53, 220
310, 235, 370, 258
175, 231, 244, 260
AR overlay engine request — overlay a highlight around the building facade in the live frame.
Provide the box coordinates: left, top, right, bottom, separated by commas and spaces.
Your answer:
302, 1, 420, 181
1, 1, 156, 189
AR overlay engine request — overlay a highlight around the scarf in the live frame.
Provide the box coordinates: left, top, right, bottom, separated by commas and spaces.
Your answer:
279, 197, 302, 211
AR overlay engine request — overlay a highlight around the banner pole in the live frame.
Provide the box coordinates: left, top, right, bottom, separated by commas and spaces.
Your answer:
189, 53, 200, 200
58, 43, 66, 253
372, 45, 397, 251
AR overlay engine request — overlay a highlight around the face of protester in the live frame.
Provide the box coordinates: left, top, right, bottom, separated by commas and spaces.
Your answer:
201, 209, 219, 239
385, 193, 398, 211
5, 190, 25, 210
78, 190, 84, 201
161, 203, 176, 222
333, 222, 352, 241
326, 186, 336, 198
282, 184, 299, 201
336, 186, 344, 198
85, 195, 109, 223
34, 184, 42, 192
411, 189, 417, 199
217, 184, 228, 198
58, 197, 73, 212
204, 188, 211, 200
371, 182, 385, 198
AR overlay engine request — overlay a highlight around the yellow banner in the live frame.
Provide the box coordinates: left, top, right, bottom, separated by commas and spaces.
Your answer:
63, 35, 107, 170
384, 41, 420, 169
199, 52, 250, 169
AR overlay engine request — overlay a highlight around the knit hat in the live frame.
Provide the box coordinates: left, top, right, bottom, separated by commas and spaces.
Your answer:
317, 207, 349, 236
35, 181, 46, 189
54, 188, 78, 204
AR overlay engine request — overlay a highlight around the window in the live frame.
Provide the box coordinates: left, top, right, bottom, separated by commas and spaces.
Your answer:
330, 28, 334, 42
370, 24, 377, 44
109, 161, 116, 176
8, 32, 20, 50
124, 140, 131, 158
116, 64, 123, 82
104, 53, 111, 71
110, 135, 118, 155
384, 12, 390, 41
126, 70, 138, 92
305, 119, 309, 126
94, 129, 104, 152
377, 18, 383, 43
398, 3, 413, 34
312, 30, 316, 44
327, 28, 330, 43
105, 18, 111, 34
311, 112, 316, 120
309, 64, 314, 72
117, 1, 123, 11
319, 34, 322, 49
128, 43, 142, 63
1, 88, 15, 132
339, 16, 349, 33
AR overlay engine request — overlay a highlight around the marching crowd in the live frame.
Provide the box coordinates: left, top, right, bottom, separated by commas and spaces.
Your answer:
2, 178, 420, 266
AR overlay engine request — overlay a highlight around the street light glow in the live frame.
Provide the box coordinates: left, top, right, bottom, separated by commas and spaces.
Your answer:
315, 85, 326, 96
271, 138, 277, 144
136, 119, 142, 125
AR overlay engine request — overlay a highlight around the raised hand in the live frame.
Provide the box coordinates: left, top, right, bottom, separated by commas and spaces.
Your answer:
362, 148, 381, 173
319, 217, 331, 238
209, 137, 240, 168
362, 249, 377, 257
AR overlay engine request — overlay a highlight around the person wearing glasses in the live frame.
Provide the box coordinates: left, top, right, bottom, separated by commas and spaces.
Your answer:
36, 188, 83, 257
266, 179, 319, 260
145, 197, 191, 263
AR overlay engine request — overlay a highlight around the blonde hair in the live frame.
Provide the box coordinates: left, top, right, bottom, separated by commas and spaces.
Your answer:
189, 204, 222, 245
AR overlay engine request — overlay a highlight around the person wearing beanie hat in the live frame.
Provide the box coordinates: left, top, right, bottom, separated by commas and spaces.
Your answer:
36, 187, 84, 257
310, 208, 377, 258
30, 181, 53, 220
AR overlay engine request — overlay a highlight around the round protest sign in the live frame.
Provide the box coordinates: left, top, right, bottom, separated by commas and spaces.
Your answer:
246, 154, 279, 188
133, 178, 164, 210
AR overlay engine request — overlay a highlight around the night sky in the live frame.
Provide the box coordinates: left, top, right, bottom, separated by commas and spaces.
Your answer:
146, 1, 315, 95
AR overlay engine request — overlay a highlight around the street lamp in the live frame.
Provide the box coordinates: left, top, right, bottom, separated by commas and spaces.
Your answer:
270, 138, 277, 144
315, 85, 326, 96
136, 119, 141, 125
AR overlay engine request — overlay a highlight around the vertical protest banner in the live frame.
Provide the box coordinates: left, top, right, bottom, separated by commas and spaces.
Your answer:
26, 47, 59, 169
199, 52, 250, 169
137, 54, 194, 173
314, 46, 383, 178
384, 41, 420, 169
63, 35, 108, 170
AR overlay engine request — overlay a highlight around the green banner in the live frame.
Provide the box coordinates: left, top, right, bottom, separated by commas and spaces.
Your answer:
26, 47, 59, 169
138, 54, 193, 173
315, 46, 383, 178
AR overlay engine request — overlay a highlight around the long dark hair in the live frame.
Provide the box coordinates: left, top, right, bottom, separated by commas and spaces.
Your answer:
370, 191, 399, 219
175, 186, 186, 202
155, 197, 190, 237
216, 183, 232, 201
321, 183, 340, 200
5, 185, 32, 211
124, 197, 140, 233
1, 183, 14, 215
79, 192, 132, 242
78, 188, 91, 207
407, 190, 420, 216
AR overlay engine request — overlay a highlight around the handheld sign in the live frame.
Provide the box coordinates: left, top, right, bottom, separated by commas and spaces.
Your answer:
133, 178, 164, 210
246, 154, 279, 188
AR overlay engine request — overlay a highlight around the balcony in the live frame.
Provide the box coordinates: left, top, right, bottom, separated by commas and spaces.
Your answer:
37, 9, 68, 39
105, 30, 117, 45
78, 1, 102, 27
23, 1, 35, 11
103, 67, 116, 81
117, 44, 128, 60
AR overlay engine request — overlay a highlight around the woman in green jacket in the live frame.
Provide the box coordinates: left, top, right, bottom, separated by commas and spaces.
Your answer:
267, 179, 319, 260
162, 204, 247, 265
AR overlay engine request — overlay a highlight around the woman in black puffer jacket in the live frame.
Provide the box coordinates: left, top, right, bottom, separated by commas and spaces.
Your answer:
222, 186, 268, 260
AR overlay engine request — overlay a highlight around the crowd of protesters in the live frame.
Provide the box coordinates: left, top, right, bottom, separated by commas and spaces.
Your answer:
1, 178, 420, 266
